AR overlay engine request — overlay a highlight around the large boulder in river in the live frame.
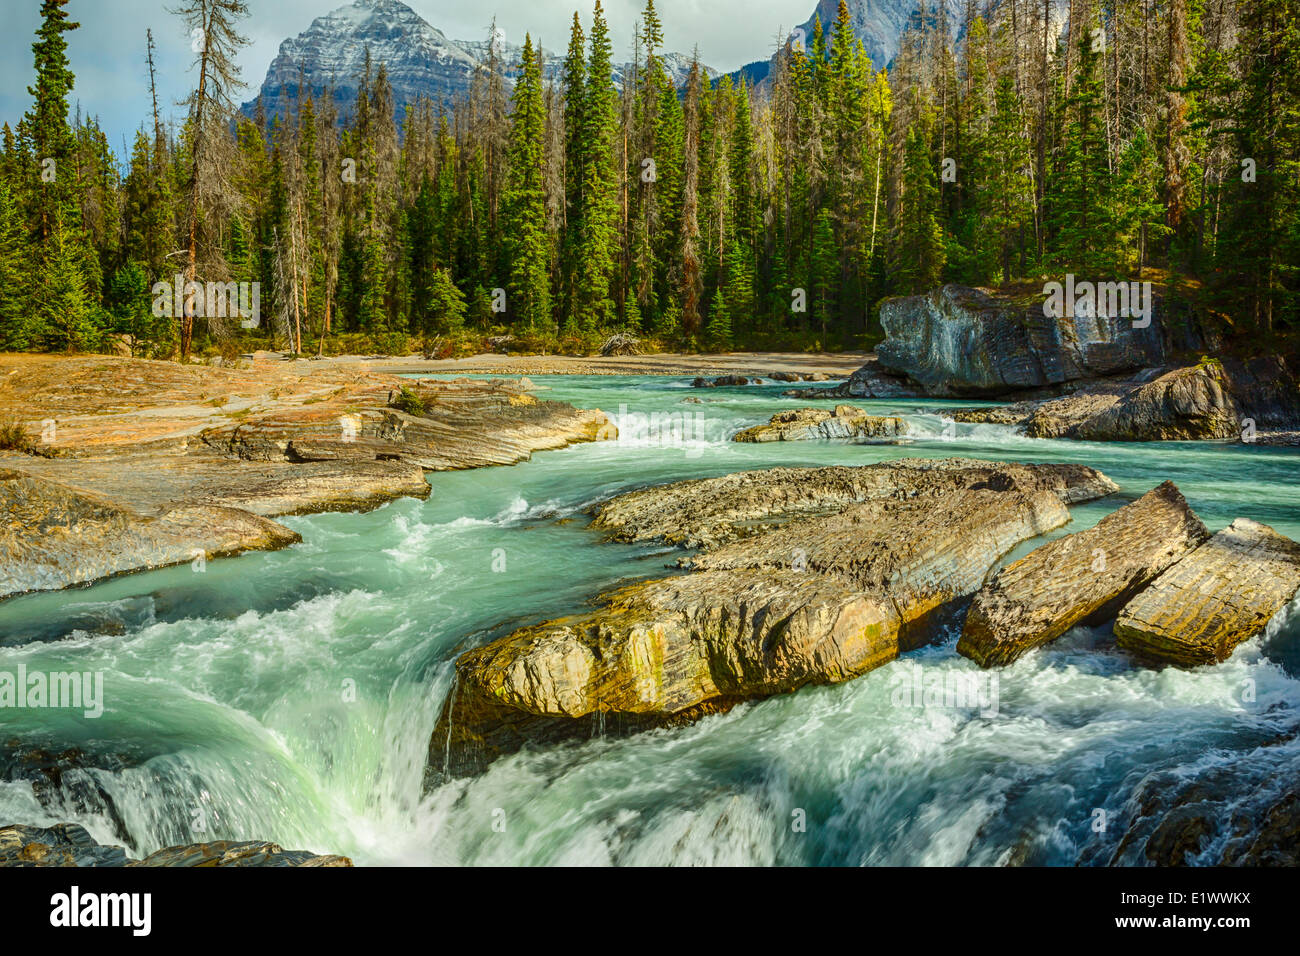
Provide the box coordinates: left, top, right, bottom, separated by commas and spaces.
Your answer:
875, 284, 1204, 397
428, 459, 1118, 778
732, 406, 907, 442
1115, 518, 1300, 666
958, 482, 1209, 667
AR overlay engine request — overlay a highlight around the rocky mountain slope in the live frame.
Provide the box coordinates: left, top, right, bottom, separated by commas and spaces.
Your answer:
247, 0, 714, 122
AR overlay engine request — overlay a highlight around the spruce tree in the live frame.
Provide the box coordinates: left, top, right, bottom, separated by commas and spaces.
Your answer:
574, 1, 618, 330
502, 35, 553, 331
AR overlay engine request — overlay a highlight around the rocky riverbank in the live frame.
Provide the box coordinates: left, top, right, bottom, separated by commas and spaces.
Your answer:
0, 823, 350, 867
953, 357, 1300, 444
0, 355, 613, 600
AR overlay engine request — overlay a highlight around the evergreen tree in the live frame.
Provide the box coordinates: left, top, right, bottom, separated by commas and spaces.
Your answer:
892, 120, 946, 294
502, 35, 552, 331
574, 1, 618, 329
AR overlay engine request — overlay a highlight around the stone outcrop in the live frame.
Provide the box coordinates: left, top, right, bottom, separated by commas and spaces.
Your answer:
0, 469, 301, 600
875, 283, 1206, 397
0, 356, 614, 599
952, 357, 1299, 443
0, 823, 350, 867
1115, 518, 1300, 666
429, 459, 1118, 778
732, 406, 907, 442
957, 482, 1209, 667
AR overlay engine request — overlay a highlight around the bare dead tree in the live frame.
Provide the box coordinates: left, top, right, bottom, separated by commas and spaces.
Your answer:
170, 0, 249, 357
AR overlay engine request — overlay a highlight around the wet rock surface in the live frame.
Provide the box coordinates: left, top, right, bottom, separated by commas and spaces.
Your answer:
958, 482, 1210, 667
1115, 518, 1300, 667
0, 823, 350, 867
953, 357, 1299, 443
732, 405, 907, 442
429, 459, 1119, 778
0, 356, 612, 599
0, 469, 302, 600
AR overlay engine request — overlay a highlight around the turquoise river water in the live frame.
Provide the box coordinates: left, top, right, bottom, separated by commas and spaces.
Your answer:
1, 374, 1298, 865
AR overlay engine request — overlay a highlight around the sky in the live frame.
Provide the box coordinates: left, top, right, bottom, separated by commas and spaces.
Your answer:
0, 0, 812, 155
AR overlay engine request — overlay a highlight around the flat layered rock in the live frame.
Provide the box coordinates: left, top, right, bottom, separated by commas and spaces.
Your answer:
0, 357, 614, 598
591, 458, 1118, 549
430, 459, 1117, 778
0, 823, 350, 867
957, 482, 1209, 666
732, 406, 907, 442
1115, 518, 1300, 666
0, 469, 301, 600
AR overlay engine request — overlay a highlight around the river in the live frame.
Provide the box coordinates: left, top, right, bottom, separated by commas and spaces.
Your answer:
2, 374, 1298, 865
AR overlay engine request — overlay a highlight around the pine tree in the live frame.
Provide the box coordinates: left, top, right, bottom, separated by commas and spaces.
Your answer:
23, 0, 80, 242
574, 1, 618, 330
0, 181, 31, 350
705, 284, 732, 350
38, 205, 98, 352
892, 120, 946, 294
502, 35, 553, 331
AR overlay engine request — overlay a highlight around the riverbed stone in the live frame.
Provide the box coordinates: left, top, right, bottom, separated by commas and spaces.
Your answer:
0, 468, 302, 599
732, 406, 907, 442
1114, 518, 1300, 666
958, 481, 1209, 667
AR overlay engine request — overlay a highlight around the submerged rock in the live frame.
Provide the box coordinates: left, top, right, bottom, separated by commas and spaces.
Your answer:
1115, 518, 1300, 666
429, 459, 1118, 778
0, 469, 301, 600
958, 482, 1209, 667
0, 823, 350, 867
732, 406, 907, 442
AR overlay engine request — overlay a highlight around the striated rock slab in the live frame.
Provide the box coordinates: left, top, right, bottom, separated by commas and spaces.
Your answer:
431, 569, 898, 777
684, 486, 1071, 647
591, 458, 1118, 549
0, 469, 301, 600
1115, 518, 1300, 666
430, 459, 1118, 778
0, 823, 350, 867
732, 406, 907, 442
958, 482, 1209, 667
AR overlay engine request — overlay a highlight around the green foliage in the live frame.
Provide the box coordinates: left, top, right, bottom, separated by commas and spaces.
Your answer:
391, 384, 427, 415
